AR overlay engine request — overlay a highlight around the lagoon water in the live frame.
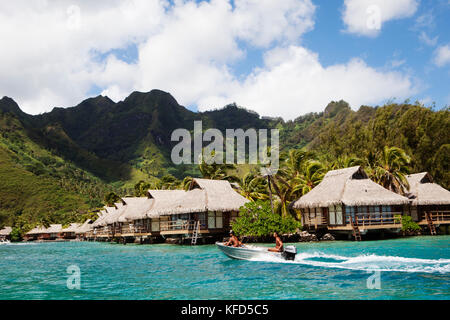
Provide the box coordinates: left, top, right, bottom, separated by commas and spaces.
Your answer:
0, 236, 449, 300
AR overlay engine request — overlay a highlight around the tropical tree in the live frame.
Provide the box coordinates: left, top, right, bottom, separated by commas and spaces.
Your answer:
292, 160, 326, 196
329, 155, 364, 170
182, 176, 194, 191
134, 180, 151, 197
235, 172, 268, 201
231, 201, 301, 238
198, 150, 239, 182
104, 191, 121, 206
159, 174, 180, 190
371, 146, 411, 195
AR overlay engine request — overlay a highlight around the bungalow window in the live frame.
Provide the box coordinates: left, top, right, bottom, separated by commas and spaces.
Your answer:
208, 212, 216, 229
345, 206, 356, 223
336, 205, 343, 224
329, 206, 336, 225
328, 205, 343, 225
197, 212, 207, 229
151, 218, 160, 232
216, 212, 223, 229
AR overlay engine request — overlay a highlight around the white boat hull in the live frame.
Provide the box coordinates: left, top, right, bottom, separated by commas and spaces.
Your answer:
216, 242, 295, 261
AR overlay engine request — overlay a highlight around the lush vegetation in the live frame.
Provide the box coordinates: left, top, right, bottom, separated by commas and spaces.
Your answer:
400, 215, 421, 234
231, 201, 301, 238
0, 91, 448, 234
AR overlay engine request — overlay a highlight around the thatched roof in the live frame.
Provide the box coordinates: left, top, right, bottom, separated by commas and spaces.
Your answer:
118, 197, 154, 222
142, 179, 248, 219
293, 166, 409, 208
406, 172, 450, 205
102, 202, 127, 225
0, 226, 12, 236
92, 209, 109, 227
61, 223, 81, 233
192, 178, 249, 212
26, 224, 62, 235
149, 189, 206, 216
75, 219, 93, 234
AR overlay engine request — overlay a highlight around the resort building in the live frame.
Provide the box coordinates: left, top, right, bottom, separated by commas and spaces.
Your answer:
75, 219, 93, 240
406, 172, 450, 233
85, 178, 249, 244
0, 226, 12, 240
60, 223, 82, 239
24, 224, 63, 241
142, 179, 248, 243
292, 166, 410, 239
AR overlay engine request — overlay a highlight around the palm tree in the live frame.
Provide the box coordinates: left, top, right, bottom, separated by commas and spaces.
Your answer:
182, 176, 194, 191
330, 155, 364, 170
371, 146, 411, 195
198, 150, 239, 182
293, 160, 326, 195
280, 149, 311, 178
235, 173, 268, 201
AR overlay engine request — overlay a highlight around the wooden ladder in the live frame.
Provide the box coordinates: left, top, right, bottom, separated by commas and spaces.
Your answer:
191, 221, 200, 245
350, 216, 362, 241
426, 212, 437, 235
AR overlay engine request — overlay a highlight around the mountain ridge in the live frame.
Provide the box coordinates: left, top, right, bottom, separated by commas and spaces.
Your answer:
0, 90, 448, 228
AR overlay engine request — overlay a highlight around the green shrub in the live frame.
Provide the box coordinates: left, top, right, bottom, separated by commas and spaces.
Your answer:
401, 215, 420, 233
10, 227, 22, 242
231, 201, 301, 237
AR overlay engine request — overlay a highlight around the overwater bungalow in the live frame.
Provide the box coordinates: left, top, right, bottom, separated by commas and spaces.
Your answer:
292, 166, 410, 240
60, 223, 82, 239
86, 179, 249, 244
405, 172, 450, 233
75, 219, 93, 240
116, 197, 154, 239
141, 179, 249, 244
24, 224, 63, 241
0, 226, 12, 240
91, 209, 110, 239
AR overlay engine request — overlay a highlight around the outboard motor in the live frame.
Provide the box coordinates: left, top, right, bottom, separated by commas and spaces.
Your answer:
281, 245, 297, 261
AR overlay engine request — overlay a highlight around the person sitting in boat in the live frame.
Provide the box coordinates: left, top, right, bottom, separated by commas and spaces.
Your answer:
268, 232, 283, 252
224, 231, 242, 247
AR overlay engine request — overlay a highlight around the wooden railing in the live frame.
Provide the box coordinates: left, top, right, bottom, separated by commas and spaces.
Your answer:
160, 220, 207, 232
345, 212, 403, 226
160, 220, 195, 231
120, 225, 149, 234
302, 214, 328, 227
422, 211, 450, 222
93, 228, 111, 236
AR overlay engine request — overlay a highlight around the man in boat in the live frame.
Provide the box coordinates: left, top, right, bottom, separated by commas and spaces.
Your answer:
224, 231, 242, 247
268, 232, 283, 252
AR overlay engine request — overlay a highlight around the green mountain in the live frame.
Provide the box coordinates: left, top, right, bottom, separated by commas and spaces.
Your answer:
0, 90, 448, 228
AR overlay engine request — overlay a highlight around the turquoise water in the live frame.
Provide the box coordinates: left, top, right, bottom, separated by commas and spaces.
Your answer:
0, 236, 449, 300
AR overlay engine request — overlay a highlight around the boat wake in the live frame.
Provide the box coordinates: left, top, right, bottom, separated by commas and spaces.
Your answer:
250, 251, 450, 274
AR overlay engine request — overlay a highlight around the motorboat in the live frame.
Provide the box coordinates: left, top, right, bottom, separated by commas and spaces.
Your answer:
216, 241, 297, 261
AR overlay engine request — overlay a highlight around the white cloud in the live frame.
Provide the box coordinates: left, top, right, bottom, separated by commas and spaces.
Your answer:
0, 0, 418, 120
0, 0, 166, 113
342, 0, 419, 37
433, 45, 450, 67
197, 46, 417, 120
419, 31, 438, 46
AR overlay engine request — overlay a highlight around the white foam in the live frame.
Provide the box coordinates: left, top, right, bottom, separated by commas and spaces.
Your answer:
249, 251, 450, 274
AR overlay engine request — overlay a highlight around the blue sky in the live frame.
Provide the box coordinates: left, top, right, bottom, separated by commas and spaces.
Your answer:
301, 0, 450, 108
95, 0, 450, 111
1, 0, 449, 118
